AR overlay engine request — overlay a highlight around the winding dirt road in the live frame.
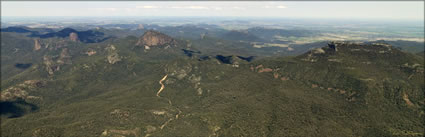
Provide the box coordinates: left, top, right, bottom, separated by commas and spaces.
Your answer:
155, 74, 182, 132
156, 74, 168, 97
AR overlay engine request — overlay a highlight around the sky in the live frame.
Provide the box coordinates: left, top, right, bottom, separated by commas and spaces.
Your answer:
1, 1, 424, 21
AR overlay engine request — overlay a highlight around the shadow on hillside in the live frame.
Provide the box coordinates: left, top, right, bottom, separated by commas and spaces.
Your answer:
15, 63, 32, 69
216, 55, 233, 64
182, 49, 201, 57
237, 56, 255, 62
0, 99, 39, 118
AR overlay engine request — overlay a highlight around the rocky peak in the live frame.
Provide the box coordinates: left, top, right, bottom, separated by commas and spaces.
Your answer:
136, 30, 177, 48
34, 39, 42, 51
57, 48, 72, 64
69, 32, 79, 42
43, 56, 57, 75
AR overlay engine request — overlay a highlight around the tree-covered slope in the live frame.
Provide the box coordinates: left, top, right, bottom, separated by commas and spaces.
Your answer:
1, 31, 423, 137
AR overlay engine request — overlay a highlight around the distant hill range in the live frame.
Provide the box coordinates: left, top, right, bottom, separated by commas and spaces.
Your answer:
1, 27, 111, 43
368, 40, 425, 53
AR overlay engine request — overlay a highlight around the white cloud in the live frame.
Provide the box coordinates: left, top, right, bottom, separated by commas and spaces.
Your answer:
263, 6, 272, 9
89, 8, 118, 12
124, 8, 138, 12
276, 5, 287, 9
136, 6, 159, 9
189, 6, 203, 9
212, 7, 223, 10
187, 6, 209, 10
170, 6, 183, 9
232, 6, 246, 10
170, 6, 209, 10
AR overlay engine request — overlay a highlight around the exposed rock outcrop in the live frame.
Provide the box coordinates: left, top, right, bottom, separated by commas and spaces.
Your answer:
105, 45, 121, 64
33, 39, 42, 51
188, 74, 203, 95
312, 48, 325, 54
43, 56, 57, 75
254, 65, 273, 73
43, 48, 71, 75
403, 92, 415, 107
69, 32, 79, 42
101, 128, 141, 137
57, 48, 72, 64
167, 63, 192, 80
107, 53, 121, 64
110, 109, 130, 121
0, 80, 45, 101
136, 30, 177, 47
85, 49, 97, 56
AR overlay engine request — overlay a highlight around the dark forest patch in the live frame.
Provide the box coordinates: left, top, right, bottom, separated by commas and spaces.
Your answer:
0, 27, 33, 33
198, 55, 211, 61
29, 28, 111, 43
0, 100, 39, 118
182, 49, 201, 57
15, 63, 32, 69
237, 56, 255, 62
215, 55, 233, 64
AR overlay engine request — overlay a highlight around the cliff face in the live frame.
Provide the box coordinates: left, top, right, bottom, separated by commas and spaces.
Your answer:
57, 48, 71, 65
136, 30, 177, 47
33, 39, 42, 51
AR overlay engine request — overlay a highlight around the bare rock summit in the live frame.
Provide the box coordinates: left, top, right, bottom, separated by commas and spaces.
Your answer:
136, 30, 177, 47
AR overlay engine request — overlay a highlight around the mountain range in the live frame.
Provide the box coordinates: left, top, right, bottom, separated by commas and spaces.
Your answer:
1, 28, 424, 137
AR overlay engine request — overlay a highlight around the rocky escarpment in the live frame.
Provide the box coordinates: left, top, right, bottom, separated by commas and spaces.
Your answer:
135, 30, 177, 49
43, 48, 72, 75
57, 48, 72, 65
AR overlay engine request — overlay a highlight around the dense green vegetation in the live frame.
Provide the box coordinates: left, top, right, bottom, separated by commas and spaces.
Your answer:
1, 29, 424, 137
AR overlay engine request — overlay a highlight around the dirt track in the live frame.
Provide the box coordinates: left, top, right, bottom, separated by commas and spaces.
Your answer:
156, 74, 168, 97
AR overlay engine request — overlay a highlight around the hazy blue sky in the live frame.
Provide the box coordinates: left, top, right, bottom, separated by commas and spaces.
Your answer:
1, 1, 424, 20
